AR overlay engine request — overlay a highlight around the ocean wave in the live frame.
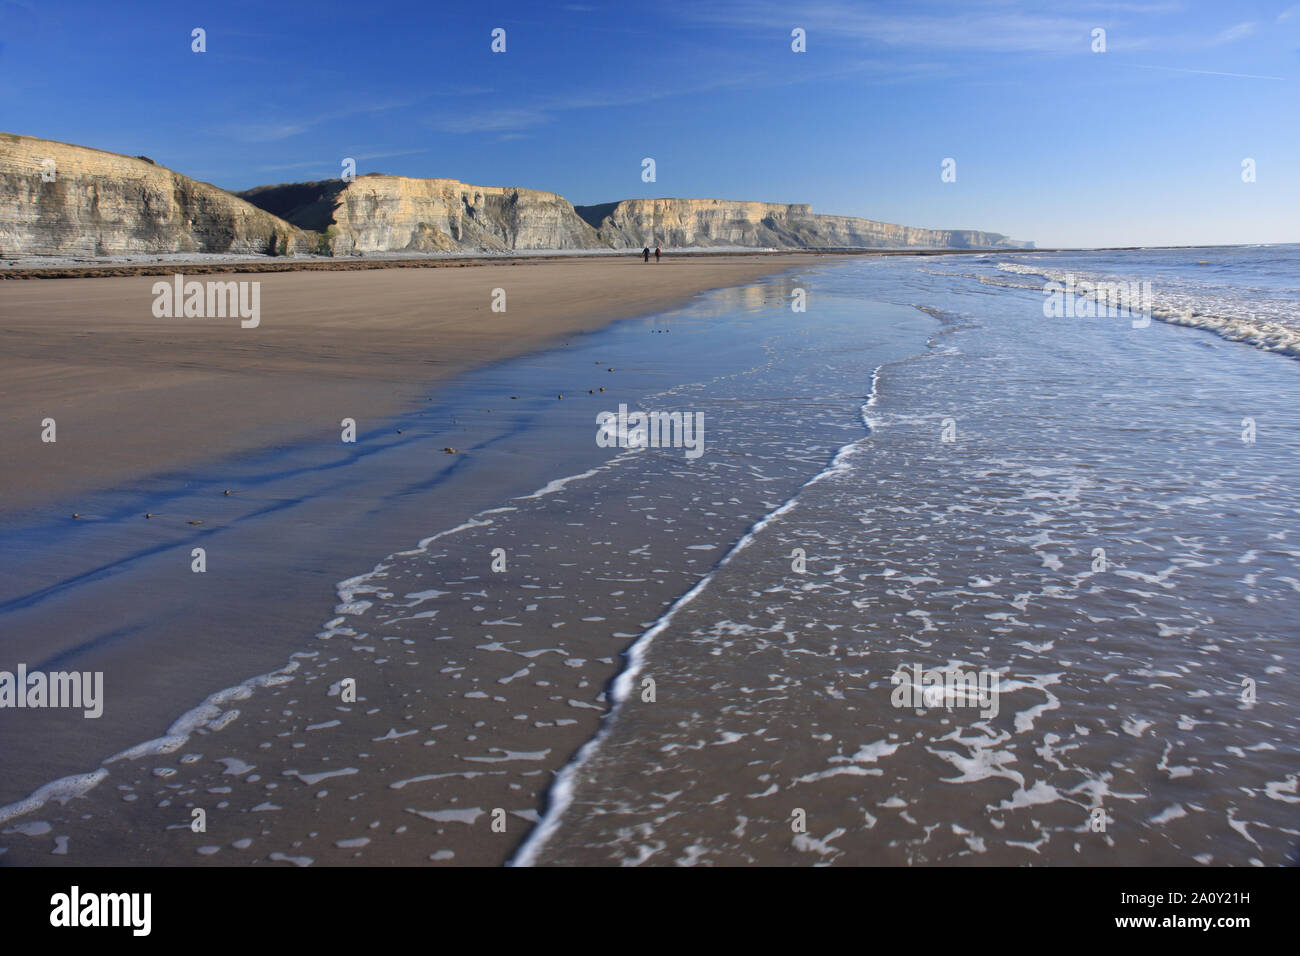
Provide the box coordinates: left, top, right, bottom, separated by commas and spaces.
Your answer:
994, 261, 1300, 358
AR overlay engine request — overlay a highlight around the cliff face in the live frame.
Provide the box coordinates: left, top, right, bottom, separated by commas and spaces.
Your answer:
576, 199, 813, 248
2, 131, 1032, 257
244, 182, 1031, 254
0, 133, 314, 257
795, 213, 1029, 250
575, 198, 1032, 250
240, 175, 603, 254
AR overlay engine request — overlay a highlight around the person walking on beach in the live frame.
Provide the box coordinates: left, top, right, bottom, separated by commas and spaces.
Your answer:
643, 246, 650, 263
655, 245, 661, 263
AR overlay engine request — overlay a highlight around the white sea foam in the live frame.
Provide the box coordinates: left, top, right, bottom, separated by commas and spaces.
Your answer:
0, 450, 647, 832
510, 363, 893, 867
994, 260, 1300, 358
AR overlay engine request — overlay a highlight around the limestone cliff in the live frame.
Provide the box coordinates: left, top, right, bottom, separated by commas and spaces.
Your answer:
2, 131, 1032, 257
0, 133, 314, 257
574, 198, 1032, 250
239, 175, 603, 254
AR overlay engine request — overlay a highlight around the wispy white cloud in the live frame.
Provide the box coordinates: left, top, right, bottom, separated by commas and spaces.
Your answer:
428, 84, 696, 135
223, 97, 419, 143
235, 122, 312, 143
1278, 4, 1300, 23
255, 159, 337, 172
257, 148, 431, 172
679, 1, 1273, 56
1071, 2, 1181, 10
432, 108, 553, 134
427, 56, 947, 135
1205, 21, 1258, 46
1129, 63, 1285, 80
680, 1, 1126, 55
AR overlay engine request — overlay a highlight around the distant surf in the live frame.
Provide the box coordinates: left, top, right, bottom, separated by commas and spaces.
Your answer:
985, 245, 1300, 358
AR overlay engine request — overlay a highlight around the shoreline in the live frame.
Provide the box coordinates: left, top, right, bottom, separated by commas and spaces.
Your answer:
0, 247, 1030, 281
6, 244, 1280, 282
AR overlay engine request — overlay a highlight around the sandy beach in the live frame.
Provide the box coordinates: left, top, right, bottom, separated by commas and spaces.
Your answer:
1, 254, 820, 515
3, 249, 1299, 872
0, 254, 828, 834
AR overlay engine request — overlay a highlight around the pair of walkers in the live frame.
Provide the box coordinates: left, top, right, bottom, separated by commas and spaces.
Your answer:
642, 245, 661, 263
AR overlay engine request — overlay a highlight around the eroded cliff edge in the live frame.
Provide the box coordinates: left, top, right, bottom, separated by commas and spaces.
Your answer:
573, 198, 1031, 250
240, 180, 1032, 252
1, 133, 314, 257
242, 183, 1030, 252
239, 175, 604, 254
2, 131, 1032, 257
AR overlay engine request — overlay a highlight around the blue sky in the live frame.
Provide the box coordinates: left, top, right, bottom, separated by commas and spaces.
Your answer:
2, 0, 1298, 247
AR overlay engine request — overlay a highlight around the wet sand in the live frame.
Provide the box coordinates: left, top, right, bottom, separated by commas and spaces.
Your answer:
0, 259, 828, 844
0, 263, 863, 865
0, 254, 822, 516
